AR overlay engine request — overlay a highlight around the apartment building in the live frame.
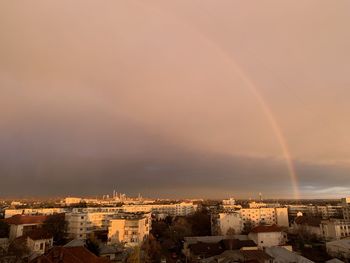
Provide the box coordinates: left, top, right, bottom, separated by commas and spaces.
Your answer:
321, 219, 350, 241
4, 208, 67, 218
108, 213, 150, 246
240, 207, 289, 227
288, 204, 343, 219
65, 211, 120, 240
211, 211, 242, 235
123, 202, 198, 216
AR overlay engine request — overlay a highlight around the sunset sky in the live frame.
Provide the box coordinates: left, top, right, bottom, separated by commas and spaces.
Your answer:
1, 0, 350, 198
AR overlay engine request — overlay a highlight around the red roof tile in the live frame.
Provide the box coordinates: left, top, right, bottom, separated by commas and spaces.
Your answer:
30, 246, 111, 263
4, 214, 48, 225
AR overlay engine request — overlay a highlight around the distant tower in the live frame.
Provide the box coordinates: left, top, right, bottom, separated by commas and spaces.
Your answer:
259, 192, 263, 202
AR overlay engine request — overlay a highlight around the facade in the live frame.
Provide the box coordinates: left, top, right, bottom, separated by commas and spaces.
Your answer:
292, 216, 322, 238
123, 202, 198, 216
240, 207, 289, 228
108, 213, 150, 246
26, 230, 53, 256
4, 208, 67, 219
4, 215, 48, 241
212, 211, 242, 235
321, 219, 350, 241
65, 213, 92, 240
288, 204, 343, 219
248, 225, 287, 249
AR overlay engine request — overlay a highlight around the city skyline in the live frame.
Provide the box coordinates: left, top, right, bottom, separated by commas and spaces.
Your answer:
1, 0, 350, 198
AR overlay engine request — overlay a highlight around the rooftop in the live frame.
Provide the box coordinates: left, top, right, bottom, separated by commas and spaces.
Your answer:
250, 224, 282, 233
4, 214, 48, 225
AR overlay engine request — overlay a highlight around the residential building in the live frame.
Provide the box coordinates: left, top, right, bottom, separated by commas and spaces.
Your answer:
240, 207, 289, 227
211, 211, 242, 235
288, 204, 343, 220
248, 225, 287, 249
321, 219, 350, 241
292, 216, 322, 238
4, 215, 48, 241
26, 229, 53, 256
4, 208, 67, 219
108, 213, 150, 246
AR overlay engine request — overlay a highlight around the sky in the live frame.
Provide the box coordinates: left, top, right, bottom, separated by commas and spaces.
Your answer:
1, 0, 350, 198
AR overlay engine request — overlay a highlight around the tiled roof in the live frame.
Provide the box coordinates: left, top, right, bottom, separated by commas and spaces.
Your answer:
4, 214, 48, 225
250, 224, 282, 233
30, 246, 111, 263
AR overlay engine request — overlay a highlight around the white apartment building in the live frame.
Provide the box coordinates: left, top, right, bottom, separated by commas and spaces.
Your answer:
321, 219, 350, 241
65, 211, 120, 240
70, 202, 197, 217
123, 202, 198, 216
240, 207, 289, 227
288, 204, 343, 219
4, 208, 67, 218
108, 213, 150, 247
214, 212, 242, 235
65, 213, 92, 240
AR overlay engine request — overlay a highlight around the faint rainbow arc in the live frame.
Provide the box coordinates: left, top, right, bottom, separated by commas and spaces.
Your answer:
134, 2, 300, 199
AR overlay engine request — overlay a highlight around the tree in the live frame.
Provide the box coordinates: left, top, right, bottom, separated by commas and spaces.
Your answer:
127, 246, 141, 263
187, 210, 211, 236
226, 227, 236, 236
42, 214, 67, 245
142, 234, 161, 263
0, 221, 9, 238
242, 220, 253, 234
151, 221, 168, 239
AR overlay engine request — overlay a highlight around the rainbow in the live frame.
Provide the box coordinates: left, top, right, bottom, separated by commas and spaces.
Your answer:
133, 2, 300, 199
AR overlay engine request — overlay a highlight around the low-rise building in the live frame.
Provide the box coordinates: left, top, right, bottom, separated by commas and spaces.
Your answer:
26, 229, 53, 256
4, 215, 48, 241
326, 238, 350, 260
248, 225, 287, 249
292, 216, 322, 239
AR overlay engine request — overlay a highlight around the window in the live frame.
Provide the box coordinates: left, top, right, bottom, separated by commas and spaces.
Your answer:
40, 243, 44, 250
